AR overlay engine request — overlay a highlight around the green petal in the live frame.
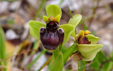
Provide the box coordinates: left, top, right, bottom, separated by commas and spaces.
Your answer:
86, 34, 99, 44
43, 16, 49, 23
46, 4, 62, 18
59, 24, 74, 42
77, 44, 103, 61
55, 15, 61, 23
29, 20, 46, 40
68, 14, 82, 27
79, 30, 84, 38
50, 51, 63, 71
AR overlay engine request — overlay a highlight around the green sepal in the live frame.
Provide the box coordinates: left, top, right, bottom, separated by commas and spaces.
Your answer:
86, 34, 99, 44
49, 51, 63, 71
59, 24, 74, 43
29, 20, 46, 40
43, 16, 49, 23
46, 4, 62, 18
68, 14, 82, 27
68, 14, 82, 37
77, 44, 103, 61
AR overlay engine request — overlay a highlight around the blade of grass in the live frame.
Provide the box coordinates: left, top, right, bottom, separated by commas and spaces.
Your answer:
0, 49, 38, 63
68, 7, 73, 18
59, 0, 64, 5
26, 49, 47, 69
0, 26, 6, 71
34, 0, 46, 20
38, 55, 53, 71
104, 3, 113, 16
30, 40, 41, 55
88, 0, 100, 28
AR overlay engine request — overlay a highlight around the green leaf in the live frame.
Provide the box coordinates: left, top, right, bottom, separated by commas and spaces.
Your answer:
91, 57, 100, 70
48, 56, 54, 70
110, 52, 113, 61
63, 43, 77, 63
102, 62, 113, 71
68, 14, 82, 28
59, 24, 74, 42
49, 51, 63, 71
77, 44, 103, 61
29, 20, 46, 40
86, 34, 99, 44
99, 51, 108, 61
91, 51, 108, 70
0, 26, 6, 71
46, 4, 62, 18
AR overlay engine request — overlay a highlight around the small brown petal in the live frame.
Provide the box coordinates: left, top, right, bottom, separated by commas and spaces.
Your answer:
73, 52, 82, 61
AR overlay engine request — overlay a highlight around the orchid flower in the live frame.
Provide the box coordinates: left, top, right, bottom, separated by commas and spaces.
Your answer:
72, 30, 103, 61
29, 4, 82, 50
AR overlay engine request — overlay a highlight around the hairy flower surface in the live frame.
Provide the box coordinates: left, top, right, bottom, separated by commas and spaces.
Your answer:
40, 21, 64, 50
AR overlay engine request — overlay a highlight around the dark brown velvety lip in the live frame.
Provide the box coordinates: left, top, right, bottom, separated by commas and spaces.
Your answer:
40, 21, 64, 50
78, 36, 91, 44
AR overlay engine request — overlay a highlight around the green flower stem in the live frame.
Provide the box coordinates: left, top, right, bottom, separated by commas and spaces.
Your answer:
26, 49, 47, 69
83, 60, 85, 70
52, 49, 58, 59
80, 60, 85, 71
59, 44, 62, 51
77, 61, 80, 71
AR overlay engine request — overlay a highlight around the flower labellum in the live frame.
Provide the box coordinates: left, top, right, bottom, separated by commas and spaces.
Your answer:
40, 17, 64, 50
